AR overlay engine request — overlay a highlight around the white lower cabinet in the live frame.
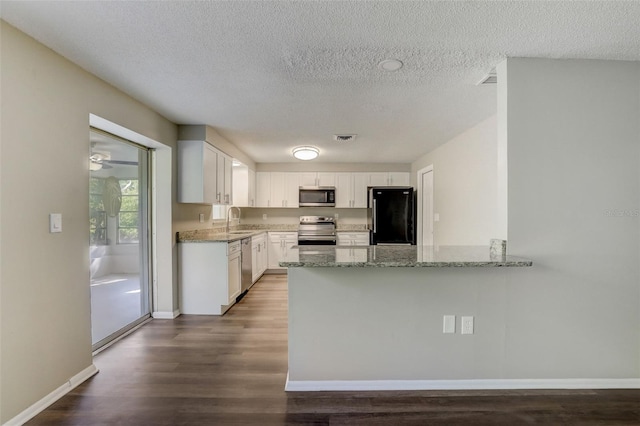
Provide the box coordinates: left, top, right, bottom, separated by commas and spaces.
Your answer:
179, 240, 242, 315
251, 233, 268, 283
336, 232, 370, 263
335, 247, 369, 263
336, 232, 370, 246
268, 232, 298, 270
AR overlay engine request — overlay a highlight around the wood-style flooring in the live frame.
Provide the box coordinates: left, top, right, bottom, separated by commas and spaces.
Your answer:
28, 274, 639, 425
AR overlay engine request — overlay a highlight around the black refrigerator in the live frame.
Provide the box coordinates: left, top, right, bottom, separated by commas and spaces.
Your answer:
367, 187, 416, 245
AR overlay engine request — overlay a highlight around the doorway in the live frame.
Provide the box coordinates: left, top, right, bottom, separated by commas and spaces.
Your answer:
417, 165, 434, 246
89, 129, 152, 350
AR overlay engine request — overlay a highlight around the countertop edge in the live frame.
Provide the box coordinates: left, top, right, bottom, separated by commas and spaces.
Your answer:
279, 261, 533, 268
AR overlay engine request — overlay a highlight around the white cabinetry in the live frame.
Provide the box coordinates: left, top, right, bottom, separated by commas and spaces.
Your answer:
248, 169, 256, 207
256, 172, 270, 207
179, 241, 242, 315
251, 233, 268, 283
368, 172, 389, 187
257, 170, 410, 208
256, 172, 299, 208
336, 173, 369, 208
232, 166, 256, 207
387, 172, 410, 186
337, 232, 370, 246
335, 247, 369, 263
368, 172, 410, 187
217, 154, 233, 205
299, 172, 335, 187
268, 232, 298, 270
178, 140, 233, 205
336, 232, 369, 263
178, 140, 217, 204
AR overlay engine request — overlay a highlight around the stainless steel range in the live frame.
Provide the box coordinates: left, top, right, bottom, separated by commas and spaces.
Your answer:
297, 216, 336, 245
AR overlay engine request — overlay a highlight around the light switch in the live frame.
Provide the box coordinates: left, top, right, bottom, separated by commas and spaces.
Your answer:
434, 213, 440, 222
49, 213, 62, 233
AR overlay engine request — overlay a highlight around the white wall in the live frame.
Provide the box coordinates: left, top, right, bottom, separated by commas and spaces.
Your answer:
504, 58, 639, 379
412, 115, 505, 245
0, 21, 184, 422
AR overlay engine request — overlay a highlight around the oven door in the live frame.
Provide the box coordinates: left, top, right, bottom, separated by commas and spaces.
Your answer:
297, 235, 337, 245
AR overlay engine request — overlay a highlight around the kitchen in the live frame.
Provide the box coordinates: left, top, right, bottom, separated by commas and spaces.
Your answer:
1, 2, 639, 425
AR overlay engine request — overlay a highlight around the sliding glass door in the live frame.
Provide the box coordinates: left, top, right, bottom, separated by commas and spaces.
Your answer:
89, 129, 151, 350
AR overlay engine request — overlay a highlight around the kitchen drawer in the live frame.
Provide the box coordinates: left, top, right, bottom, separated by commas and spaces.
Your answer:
228, 240, 241, 255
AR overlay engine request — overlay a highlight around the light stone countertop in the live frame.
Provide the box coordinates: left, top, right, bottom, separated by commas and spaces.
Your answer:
177, 225, 297, 243
178, 223, 370, 243
280, 245, 532, 268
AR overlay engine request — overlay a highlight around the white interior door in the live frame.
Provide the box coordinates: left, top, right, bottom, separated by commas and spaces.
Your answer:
417, 166, 434, 246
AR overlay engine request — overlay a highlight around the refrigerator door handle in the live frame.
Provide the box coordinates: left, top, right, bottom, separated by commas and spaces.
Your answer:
372, 198, 377, 233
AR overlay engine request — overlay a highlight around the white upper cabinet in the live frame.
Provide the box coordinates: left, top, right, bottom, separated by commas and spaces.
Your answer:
178, 140, 235, 205
232, 163, 256, 207
248, 169, 256, 207
368, 172, 388, 187
336, 172, 368, 208
256, 172, 299, 208
369, 172, 410, 187
256, 170, 409, 208
271, 172, 299, 208
256, 172, 271, 207
216, 153, 233, 205
388, 172, 410, 186
299, 172, 336, 187
178, 140, 218, 204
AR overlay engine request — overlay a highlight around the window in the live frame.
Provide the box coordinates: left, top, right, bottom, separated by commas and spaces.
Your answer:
117, 179, 140, 244
89, 177, 107, 245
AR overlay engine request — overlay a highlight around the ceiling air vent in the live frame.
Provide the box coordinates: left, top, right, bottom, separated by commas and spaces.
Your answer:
477, 70, 497, 85
333, 134, 357, 142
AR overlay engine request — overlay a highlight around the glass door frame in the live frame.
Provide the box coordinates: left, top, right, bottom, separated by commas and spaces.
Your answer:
90, 127, 153, 352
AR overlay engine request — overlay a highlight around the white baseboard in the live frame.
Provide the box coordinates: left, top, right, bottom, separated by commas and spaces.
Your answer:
4, 364, 98, 426
152, 309, 180, 319
285, 375, 640, 392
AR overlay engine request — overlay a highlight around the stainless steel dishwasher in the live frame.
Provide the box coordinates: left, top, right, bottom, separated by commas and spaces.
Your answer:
240, 237, 252, 294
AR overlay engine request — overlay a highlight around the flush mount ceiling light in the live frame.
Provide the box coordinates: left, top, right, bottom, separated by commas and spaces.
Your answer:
378, 59, 403, 72
292, 146, 319, 161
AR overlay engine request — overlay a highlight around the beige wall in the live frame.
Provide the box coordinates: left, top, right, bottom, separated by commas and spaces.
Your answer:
411, 115, 505, 245
503, 58, 639, 379
0, 21, 191, 422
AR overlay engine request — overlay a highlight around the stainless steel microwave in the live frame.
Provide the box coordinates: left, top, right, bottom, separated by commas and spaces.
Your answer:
299, 186, 336, 207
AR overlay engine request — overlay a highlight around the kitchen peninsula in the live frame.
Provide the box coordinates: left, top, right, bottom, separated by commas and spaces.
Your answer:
280, 245, 533, 391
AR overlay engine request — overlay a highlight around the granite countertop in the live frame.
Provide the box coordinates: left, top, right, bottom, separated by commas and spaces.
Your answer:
178, 223, 370, 243
177, 226, 293, 243
279, 245, 532, 268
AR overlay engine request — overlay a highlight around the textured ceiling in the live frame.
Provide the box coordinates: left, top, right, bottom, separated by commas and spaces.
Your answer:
2, 1, 639, 163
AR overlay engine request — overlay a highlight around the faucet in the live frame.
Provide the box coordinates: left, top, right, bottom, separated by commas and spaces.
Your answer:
226, 206, 241, 233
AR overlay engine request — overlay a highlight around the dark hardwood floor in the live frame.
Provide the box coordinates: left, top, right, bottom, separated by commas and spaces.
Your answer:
28, 274, 639, 425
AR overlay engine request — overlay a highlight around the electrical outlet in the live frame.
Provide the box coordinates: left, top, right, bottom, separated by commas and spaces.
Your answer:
262, 213, 268, 220
335, 213, 339, 220
199, 213, 205, 223
461, 316, 474, 335
443, 315, 455, 334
